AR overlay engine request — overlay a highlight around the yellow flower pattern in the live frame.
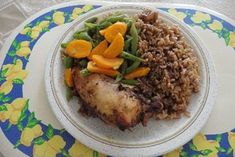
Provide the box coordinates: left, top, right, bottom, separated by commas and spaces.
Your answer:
228, 132, 235, 156
2, 59, 28, 81
38, 21, 50, 28
71, 8, 83, 20
20, 20, 50, 39
0, 104, 13, 122
71, 4, 93, 20
0, 80, 13, 95
82, 4, 93, 12
208, 20, 223, 31
20, 124, 43, 147
16, 41, 31, 57
3, 59, 23, 75
21, 27, 31, 35
33, 135, 66, 157
0, 98, 28, 124
168, 8, 187, 21
0, 59, 28, 94
31, 26, 42, 39
193, 134, 219, 157
69, 140, 105, 157
163, 148, 182, 157
53, 11, 65, 25
191, 11, 211, 23
228, 32, 235, 47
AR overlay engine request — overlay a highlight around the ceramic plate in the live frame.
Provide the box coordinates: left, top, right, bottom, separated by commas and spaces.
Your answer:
45, 4, 216, 157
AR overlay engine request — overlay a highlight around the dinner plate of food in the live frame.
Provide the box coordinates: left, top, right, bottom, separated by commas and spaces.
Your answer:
45, 4, 217, 157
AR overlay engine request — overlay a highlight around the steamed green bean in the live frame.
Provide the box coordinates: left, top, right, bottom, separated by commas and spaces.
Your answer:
130, 23, 138, 55
121, 51, 144, 62
125, 61, 140, 74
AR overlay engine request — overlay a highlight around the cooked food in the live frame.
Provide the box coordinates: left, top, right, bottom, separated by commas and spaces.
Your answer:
72, 67, 142, 130
61, 10, 200, 130
135, 10, 200, 124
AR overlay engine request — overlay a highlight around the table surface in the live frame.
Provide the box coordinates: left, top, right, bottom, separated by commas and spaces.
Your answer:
0, 0, 235, 50
0, 1, 234, 157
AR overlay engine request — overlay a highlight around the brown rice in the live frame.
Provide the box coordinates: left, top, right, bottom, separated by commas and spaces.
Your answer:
134, 10, 200, 125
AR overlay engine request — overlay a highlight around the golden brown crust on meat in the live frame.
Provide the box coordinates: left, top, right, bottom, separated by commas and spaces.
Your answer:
72, 67, 142, 130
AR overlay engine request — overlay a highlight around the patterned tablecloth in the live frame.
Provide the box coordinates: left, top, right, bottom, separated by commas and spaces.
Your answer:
0, 1, 235, 157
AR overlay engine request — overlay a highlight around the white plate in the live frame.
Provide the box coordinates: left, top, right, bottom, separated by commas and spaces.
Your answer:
45, 4, 217, 157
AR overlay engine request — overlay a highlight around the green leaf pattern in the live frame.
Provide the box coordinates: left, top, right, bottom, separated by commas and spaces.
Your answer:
13, 78, 24, 84
226, 147, 233, 155
61, 149, 72, 157
201, 149, 213, 156
216, 134, 222, 142
33, 137, 45, 145
26, 112, 40, 128
189, 143, 198, 151
8, 51, 16, 57
13, 140, 21, 149
17, 122, 23, 131
0, 104, 7, 111
216, 146, 226, 152
46, 124, 54, 139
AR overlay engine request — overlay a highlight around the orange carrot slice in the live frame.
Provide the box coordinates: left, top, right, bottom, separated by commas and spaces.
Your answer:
88, 40, 108, 60
92, 55, 124, 69
124, 67, 150, 79
99, 28, 107, 36
64, 68, 73, 87
103, 33, 124, 58
87, 61, 119, 77
65, 40, 92, 58
100, 22, 127, 42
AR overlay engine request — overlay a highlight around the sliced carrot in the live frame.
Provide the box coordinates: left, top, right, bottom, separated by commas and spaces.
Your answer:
92, 55, 124, 69
88, 40, 108, 60
101, 22, 127, 42
65, 40, 92, 59
64, 68, 73, 87
124, 67, 150, 80
103, 33, 124, 58
87, 61, 119, 77
99, 28, 107, 36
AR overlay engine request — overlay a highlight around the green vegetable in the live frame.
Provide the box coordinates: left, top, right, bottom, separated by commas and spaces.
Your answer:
115, 73, 123, 83
121, 51, 144, 62
74, 28, 88, 34
80, 68, 90, 77
125, 61, 140, 74
121, 60, 128, 74
108, 15, 126, 23
73, 32, 92, 41
64, 57, 73, 68
85, 17, 98, 23
66, 87, 73, 101
121, 79, 139, 85
124, 18, 133, 28
98, 21, 112, 30
84, 22, 97, 30
100, 14, 126, 24
124, 37, 132, 51
61, 43, 68, 48
78, 59, 88, 68
130, 23, 138, 55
